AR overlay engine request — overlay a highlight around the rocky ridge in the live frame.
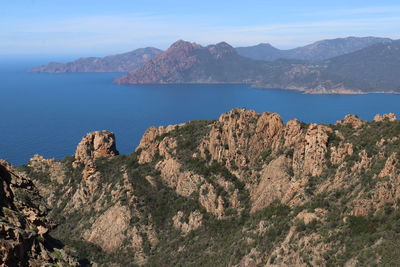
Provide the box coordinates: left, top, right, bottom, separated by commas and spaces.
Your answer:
13, 108, 400, 266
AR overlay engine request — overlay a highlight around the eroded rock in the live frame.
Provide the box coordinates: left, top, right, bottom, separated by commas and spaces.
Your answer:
73, 130, 119, 167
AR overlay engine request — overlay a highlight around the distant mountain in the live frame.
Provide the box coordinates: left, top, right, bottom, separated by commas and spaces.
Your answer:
116, 39, 400, 94
235, 43, 285, 61
319, 40, 400, 92
236, 37, 393, 61
29, 47, 162, 73
115, 40, 294, 84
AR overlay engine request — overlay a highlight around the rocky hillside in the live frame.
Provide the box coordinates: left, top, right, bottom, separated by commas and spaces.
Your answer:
114, 40, 291, 84
29, 47, 162, 73
0, 160, 79, 266
13, 108, 400, 266
236, 37, 393, 61
319, 40, 400, 92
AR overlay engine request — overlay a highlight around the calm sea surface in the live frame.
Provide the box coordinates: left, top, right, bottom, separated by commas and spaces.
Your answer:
2, 56, 400, 166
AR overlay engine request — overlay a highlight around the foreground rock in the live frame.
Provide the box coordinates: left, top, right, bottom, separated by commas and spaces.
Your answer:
0, 160, 79, 266
19, 109, 400, 266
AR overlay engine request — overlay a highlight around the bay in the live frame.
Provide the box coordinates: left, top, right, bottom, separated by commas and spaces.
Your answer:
1, 57, 400, 165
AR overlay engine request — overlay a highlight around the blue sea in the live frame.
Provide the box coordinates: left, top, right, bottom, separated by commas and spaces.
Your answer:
2, 56, 400, 166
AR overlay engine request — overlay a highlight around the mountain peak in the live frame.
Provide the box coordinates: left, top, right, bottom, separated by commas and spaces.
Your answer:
207, 42, 236, 58
257, 43, 276, 48
169, 40, 202, 50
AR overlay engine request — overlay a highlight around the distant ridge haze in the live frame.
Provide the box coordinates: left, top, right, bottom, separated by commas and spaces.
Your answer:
235, 36, 393, 61
30, 36, 393, 74
29, 47, 162, 73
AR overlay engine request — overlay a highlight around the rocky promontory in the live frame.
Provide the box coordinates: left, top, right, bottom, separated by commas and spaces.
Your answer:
29, 47, 162, 73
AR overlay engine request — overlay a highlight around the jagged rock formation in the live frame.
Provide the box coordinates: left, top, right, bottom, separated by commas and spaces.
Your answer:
0, 160, 79, 266
16, 109, 400, 266
29, 47, 162, 73
73, 130, 119, 167
73, 130, 119, 182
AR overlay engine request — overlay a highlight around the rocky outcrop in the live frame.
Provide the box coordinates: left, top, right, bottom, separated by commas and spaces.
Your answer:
330, 143, 353, 165
336, 114, 363, 128
374, 113, 397, 122
28, 154, 67, 185
172, 210, 203, 234
0, 160, 78, 266
250, 156, 306, 213
136, 124, 182, 164
73, 130, 119, 167
379, 153, 398, 178
72, 130, 119, 186
301, 124, 330, 176
199, 108, 284, 173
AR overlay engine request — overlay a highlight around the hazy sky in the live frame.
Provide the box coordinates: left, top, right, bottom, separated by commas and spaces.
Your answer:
1, 0, 400, 55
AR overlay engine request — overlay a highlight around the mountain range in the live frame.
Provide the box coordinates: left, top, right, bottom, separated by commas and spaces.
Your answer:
116, 39, 400, 94
29, 37, 400, 94
235, 36, 393, 61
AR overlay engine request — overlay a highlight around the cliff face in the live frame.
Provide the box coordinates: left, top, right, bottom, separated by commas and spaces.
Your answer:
0, 160, 79, 266
16, 109, 400, 266
29, 47, 162, 73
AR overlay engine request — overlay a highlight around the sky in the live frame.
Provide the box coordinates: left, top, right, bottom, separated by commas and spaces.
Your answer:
1, 0, 400, 56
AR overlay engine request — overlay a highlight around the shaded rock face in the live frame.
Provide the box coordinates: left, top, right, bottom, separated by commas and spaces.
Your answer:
73, 130, 119, 167
0, 160, 78, 266
83, 204, 131, 252
301, 123, 330, 177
